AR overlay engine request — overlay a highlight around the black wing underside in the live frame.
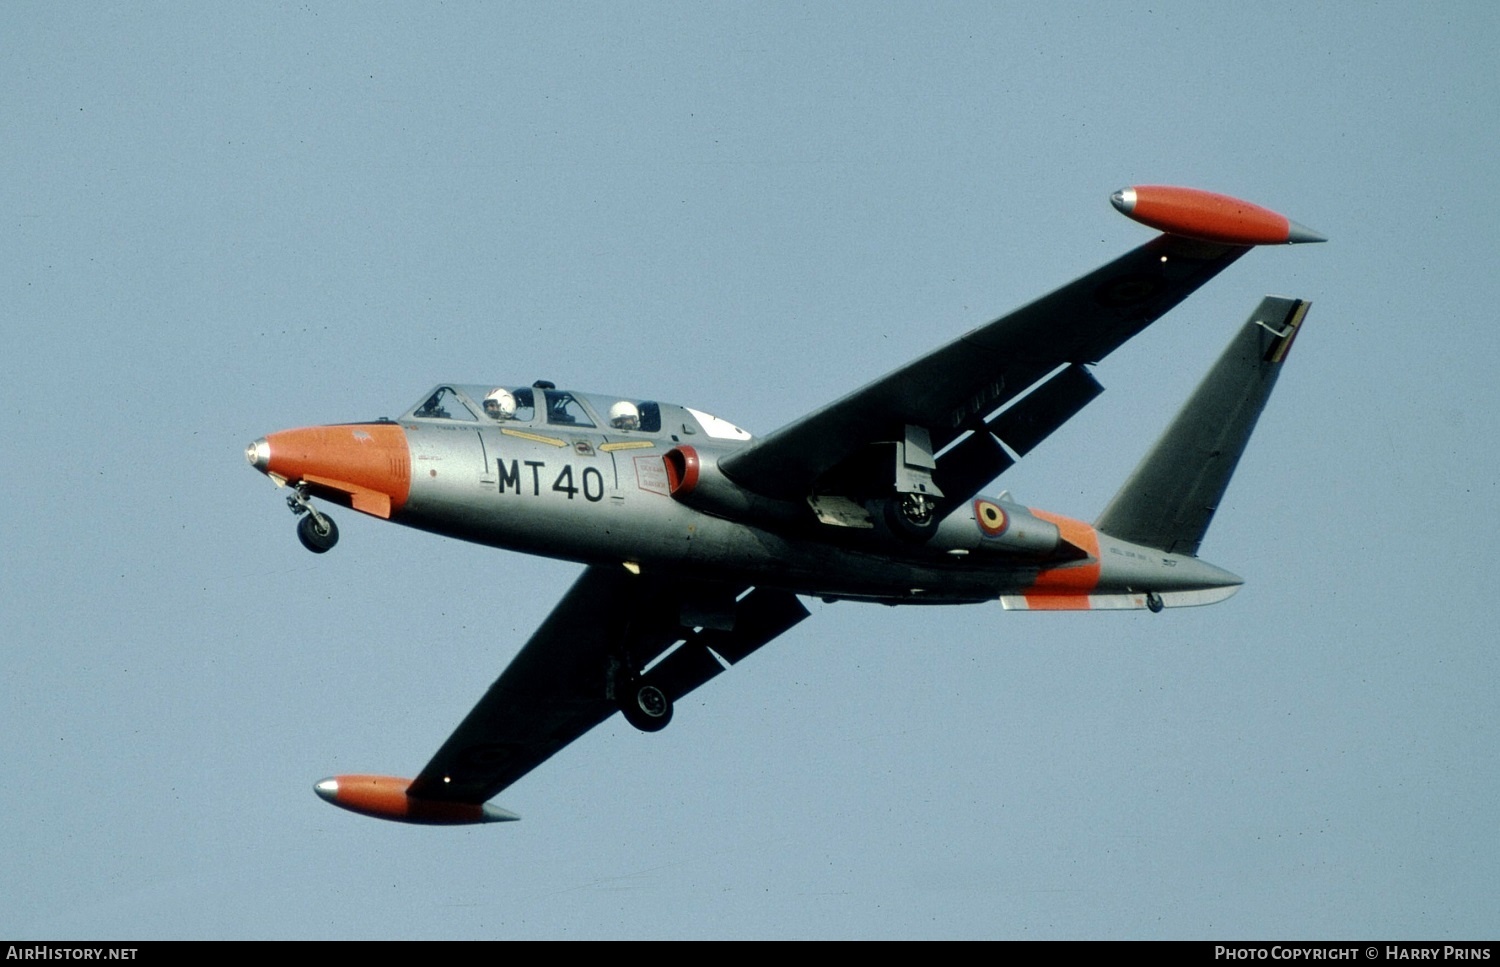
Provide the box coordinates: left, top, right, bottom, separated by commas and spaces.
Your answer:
407, 566, 808, 806
719, 234, 1249, 510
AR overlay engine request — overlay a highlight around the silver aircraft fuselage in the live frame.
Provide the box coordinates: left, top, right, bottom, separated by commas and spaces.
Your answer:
250, 382, 1241, 610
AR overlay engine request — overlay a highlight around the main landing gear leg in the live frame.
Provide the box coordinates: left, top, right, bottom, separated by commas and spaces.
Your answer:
605, 615, 675, 733
609, 653, 675, 734
288, 485, 339, 553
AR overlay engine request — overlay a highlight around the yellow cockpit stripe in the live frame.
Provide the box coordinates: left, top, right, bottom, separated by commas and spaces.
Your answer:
500, 428, 568, 447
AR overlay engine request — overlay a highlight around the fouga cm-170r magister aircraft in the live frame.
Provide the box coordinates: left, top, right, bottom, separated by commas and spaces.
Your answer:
247, 185, 1323, 825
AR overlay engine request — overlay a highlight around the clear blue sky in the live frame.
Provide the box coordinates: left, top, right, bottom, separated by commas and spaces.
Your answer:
4, 2, 1497, 939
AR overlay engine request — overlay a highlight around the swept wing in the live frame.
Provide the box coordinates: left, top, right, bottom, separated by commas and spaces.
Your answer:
720, 233, 1251, 510
372, 567, 808, 816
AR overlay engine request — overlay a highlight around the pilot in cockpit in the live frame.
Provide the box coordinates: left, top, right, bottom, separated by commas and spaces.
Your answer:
483, 388, 517, 421
609, 400, 640, 430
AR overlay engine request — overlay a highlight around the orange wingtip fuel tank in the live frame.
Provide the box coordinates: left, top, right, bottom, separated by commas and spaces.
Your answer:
1111, 185, 1326, 246
314, 775, 519, 824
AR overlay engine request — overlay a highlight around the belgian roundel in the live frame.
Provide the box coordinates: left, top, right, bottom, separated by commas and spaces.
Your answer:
975, 499, 1008, 537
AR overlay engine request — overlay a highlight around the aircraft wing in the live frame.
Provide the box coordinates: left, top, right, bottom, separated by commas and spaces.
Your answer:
403, 565, 808, 810
719, 234, 1250, 509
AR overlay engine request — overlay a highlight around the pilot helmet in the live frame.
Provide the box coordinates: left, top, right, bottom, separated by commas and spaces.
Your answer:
483, 388, 517, 420
609, 400, 640, 430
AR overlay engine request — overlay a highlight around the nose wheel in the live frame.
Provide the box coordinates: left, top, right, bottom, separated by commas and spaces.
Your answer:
297, 513, 340, 553
288, 486, 339, 553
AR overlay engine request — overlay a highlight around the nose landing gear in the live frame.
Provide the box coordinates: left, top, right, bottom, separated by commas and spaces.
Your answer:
296, 513, 340, 553
287, 485, 339, 553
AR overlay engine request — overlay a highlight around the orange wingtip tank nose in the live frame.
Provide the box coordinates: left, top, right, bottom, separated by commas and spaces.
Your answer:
1111, 185, 1326, 246
248, 423, 411, 518
314, 775, 519, 824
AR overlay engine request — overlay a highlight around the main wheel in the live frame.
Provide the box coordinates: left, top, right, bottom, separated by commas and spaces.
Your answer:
297, 513, 339, 553
620, 682, 673, 733
884, 493, 939, 543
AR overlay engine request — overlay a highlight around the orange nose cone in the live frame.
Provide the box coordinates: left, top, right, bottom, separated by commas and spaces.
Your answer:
252, 423, 411, 518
